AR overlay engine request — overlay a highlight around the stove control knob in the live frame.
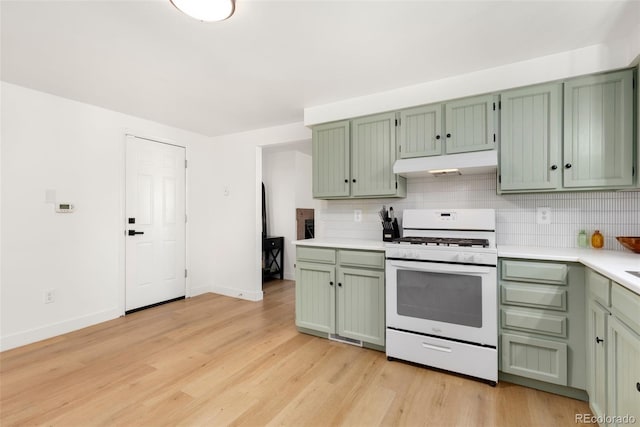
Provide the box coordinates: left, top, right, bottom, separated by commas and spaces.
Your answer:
463, 253, 476, 263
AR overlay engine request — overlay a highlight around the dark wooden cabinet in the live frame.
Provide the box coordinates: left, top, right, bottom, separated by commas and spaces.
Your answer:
262, 236, 284, 281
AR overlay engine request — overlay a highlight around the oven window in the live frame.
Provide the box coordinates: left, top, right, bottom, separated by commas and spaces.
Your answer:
396, 270, 482, 328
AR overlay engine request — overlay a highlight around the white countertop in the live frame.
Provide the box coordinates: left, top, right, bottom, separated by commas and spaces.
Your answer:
292, 238, 386, 251
499, 246, 640, 295
291, 239, 640, 294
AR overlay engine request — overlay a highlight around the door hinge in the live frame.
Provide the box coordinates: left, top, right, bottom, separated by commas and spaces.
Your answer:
633, 78, 636, 89
185, 269, 188, 278
395, 119, 400, 127
395, 181, 398, 189
498, 175, 502, 183
493, 102, 496, 111
499, 101, 501, 109
399, 145, 402, 152
493, 133, 496, 142
633, 166, 636, 177
185, 159, 188, 168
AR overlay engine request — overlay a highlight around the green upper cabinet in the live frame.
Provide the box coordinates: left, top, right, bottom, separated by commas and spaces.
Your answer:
444, 94, 496, 154
398, 104, 443, 158
499, 83, 562, 192
351, 112, 400, 197
312, 120, 350, 198
397, 95, 495, 158
312, 115, 406, 200
563, 69, 635, 188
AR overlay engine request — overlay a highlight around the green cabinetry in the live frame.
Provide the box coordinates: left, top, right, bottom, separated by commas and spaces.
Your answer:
398, 94, 496, 158
312, 120, 350, 198
312, 115, 406, 200
499, 69, 636, 193
564, 70, 635, 189
586, 268, 640, 426
499, 83, 562, 192
499, 259, 586, 397
295, 246, 385, 349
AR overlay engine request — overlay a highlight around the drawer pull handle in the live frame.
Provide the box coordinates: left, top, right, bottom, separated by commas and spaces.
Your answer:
422, 343, 452, 353
596, 337, 604, 344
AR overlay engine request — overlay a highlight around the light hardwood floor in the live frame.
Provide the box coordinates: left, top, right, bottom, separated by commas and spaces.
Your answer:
1, 280, 592, 426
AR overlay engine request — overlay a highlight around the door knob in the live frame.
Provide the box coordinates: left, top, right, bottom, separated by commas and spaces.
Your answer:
128, 230, 144, 236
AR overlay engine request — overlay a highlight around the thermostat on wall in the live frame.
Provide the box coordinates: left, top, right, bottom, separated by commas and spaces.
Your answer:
55, 203, 75, 213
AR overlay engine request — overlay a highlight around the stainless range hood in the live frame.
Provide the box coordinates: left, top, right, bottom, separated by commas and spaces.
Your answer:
393, 150, 498, 178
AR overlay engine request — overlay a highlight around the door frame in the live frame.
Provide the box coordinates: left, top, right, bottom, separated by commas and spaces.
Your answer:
119, 132, 188, 316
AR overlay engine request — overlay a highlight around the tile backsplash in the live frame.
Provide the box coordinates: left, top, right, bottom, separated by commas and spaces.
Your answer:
314, 172, 640, 252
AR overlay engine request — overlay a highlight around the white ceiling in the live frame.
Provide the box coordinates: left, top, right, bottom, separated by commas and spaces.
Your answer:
2, 0, 638, 137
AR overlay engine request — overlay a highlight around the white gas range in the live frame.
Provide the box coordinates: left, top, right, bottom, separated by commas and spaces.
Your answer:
385, 209, 498, 385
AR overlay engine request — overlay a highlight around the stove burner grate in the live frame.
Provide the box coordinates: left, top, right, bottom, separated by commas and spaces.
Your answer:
393, 236, 490, 248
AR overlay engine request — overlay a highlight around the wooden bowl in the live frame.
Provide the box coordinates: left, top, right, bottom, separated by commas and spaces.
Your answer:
616, 237, 640, 254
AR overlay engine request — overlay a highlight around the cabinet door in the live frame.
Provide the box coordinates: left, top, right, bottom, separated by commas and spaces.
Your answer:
398, 104, 443, 158
500, 83, 562, 191
312, 121, 350, 198
501, 333, 568, 385
586, 299, 609, 421
351, 112, 398, 197
337, 267, 385, 346
444, 94, 495, 154
563, 70, 634, 188
607, 316, 640, 426
295, 262, 335, 334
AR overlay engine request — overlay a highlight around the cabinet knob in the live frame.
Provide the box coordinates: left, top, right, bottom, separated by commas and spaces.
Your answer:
329, 281, 334, 286
352, 179, 356, 183
551, 164, 558, 170
596, 337, 604, 344
446, 133, 451, 138
344, 179, 348, 183
435, 135, 441, 140
338, 282, 342, 287
636, 382, 640, 392
565, 163, 572, 169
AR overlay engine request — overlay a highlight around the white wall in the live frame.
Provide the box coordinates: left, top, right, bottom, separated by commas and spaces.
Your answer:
0, 82, 211, 351
262, 148, 319, 281
192, 123, 312, 301
305, 33, 640, 125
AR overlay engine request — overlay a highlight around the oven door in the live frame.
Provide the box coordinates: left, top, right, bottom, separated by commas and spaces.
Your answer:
386, 258, 497, 347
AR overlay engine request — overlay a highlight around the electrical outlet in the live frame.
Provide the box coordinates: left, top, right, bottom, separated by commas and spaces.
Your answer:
44, 289, 55, 304
536, 207, 551, 225
354, 209, 362, 222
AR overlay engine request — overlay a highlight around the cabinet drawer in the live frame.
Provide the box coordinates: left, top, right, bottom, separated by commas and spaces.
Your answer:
338, 250, 385, 269
296, 246, 336, 264
501, 282, 566, 311
501, 260, 568, 285
611, 283, 640, 333
501, 308, 567, 338
586, 268, 611, 307
501, 333, 568, 385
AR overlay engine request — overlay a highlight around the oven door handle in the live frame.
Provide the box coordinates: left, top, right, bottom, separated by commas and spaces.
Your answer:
387, 259, 493, 275
422, 342, 452, 353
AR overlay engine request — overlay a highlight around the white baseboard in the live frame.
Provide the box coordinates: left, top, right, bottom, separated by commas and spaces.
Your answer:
283, 271, 295, 281
0, 307, 121, 352
211, 286, 263, 302
188, 285, 211, 297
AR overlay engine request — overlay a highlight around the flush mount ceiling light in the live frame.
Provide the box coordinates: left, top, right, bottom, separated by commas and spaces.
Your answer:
170, 0, 235, 22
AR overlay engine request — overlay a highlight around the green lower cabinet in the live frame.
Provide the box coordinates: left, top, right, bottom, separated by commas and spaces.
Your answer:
295, 262, 335, 334
501, 333, 568, 385
607, 316, 640, 426
337, 267, 385, 346
586, 299, 609, 421
295, 247, 385, 349
498, 259, 586, 399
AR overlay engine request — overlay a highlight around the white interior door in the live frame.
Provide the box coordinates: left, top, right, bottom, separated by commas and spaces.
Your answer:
125, 135, 186, 311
